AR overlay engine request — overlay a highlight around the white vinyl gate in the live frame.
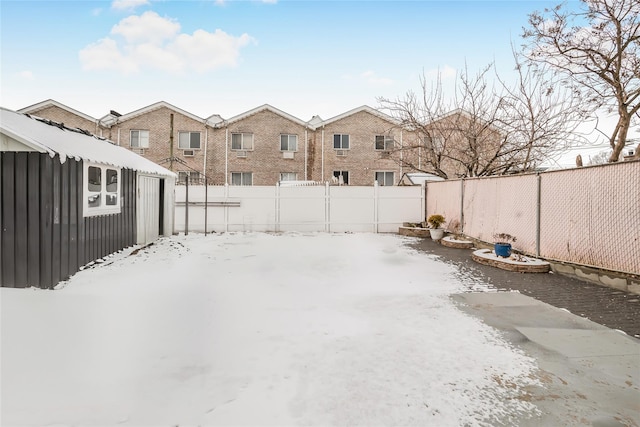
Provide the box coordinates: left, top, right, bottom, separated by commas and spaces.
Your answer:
137, 175, 160, 245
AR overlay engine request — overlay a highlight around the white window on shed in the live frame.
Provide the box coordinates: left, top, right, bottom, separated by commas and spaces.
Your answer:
84, 162, 121, 216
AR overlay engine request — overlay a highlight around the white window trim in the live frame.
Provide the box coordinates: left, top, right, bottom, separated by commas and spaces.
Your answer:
130, 130, 149, 148
83, 162, 121, 217
333, 134, 350, 150
375, 171, 395, 186
230, 172, 253, 186
231, 133, 254, 151
280, 134, 298, 152
178, 131, 201, 150
375, 135, 394, 151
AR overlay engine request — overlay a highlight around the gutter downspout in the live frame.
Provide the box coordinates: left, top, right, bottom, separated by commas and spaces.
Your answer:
225, 126, 229, 185
304, 128, 308, 180
321, 127, 325, 182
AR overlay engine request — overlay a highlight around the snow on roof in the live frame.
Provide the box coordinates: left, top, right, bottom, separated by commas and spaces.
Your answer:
401, 172, 445, 184
0, 108, 176, 177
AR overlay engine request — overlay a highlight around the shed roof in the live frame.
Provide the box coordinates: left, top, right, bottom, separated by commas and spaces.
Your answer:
1, 108, 176, 177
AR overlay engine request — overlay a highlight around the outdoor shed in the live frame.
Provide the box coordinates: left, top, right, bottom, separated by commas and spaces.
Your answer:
1, 108, 176, 289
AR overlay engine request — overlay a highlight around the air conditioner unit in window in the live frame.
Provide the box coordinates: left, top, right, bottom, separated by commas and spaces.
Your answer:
236, 150, 247, 158
132, 148, 146, 155
183, 150, 194, 157
283, 151, 294, 159
336, 150, 346, 157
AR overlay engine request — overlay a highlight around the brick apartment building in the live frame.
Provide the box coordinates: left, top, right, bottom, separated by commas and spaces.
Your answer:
17, 100, 437, 186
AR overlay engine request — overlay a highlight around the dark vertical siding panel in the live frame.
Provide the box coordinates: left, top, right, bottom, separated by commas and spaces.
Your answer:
77, 162, 85, 268
27, 153, 40, 287
60, 160, 70, 280
40, 155, 54, 289
130, 170, 137, 246
51, 158, 61, 285
68, 160, 78, 276
14, 153, 28, 288
1, 153, 15, 287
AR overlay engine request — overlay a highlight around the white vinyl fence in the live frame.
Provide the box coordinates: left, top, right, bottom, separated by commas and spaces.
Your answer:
175, 183, 425, 233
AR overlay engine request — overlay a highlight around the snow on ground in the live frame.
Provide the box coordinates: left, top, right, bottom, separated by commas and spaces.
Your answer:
1, 232, 541, 426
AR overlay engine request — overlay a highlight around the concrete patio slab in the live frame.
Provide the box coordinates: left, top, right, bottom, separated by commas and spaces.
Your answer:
452, 291, 640, 427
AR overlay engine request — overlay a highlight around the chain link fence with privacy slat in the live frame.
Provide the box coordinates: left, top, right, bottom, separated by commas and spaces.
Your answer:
426, 161, 640, 276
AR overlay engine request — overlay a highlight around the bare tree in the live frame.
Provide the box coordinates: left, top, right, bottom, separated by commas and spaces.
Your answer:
523, 0, 640, 162
495, 50, 590, 170
378, 61, 586, 178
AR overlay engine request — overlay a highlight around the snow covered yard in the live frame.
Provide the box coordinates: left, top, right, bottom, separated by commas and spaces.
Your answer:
1, 232, 541, 426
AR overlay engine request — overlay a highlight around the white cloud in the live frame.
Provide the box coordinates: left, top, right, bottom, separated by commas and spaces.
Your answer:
111, 11, 180, 44
425, 65, 457, 80
111, 0, 150, 11
79, 11, 255, 74
360, 70, 394, 86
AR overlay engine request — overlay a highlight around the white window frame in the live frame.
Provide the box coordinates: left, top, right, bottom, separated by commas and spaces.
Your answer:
375, 171, 394, 186
279, 172, 298, 182
333, 134, 350, 150
231, 133, 254, 151
130, 130, 149, 148
231, 172, 253, 186
83, 162, 121, 217
375, 135, 394, 151
280, 134, 298, 152
332, 170, 349, 185
178, 131, 201, 150
177, 171, 201, 184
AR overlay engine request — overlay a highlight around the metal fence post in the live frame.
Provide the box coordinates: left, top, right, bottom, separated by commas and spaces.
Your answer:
204, 177, 208, 235
536, 173, 541, 257
184, 174, 189, 236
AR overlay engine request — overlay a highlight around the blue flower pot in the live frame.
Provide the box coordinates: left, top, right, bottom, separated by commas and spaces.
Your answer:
494, 243, 512, 258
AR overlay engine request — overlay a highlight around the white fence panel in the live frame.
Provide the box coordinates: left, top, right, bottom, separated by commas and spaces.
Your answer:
174, 184, 424, 234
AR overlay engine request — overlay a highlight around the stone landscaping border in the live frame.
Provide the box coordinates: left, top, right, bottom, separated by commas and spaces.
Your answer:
441, 235, 474, 249
472, 249, 550, 273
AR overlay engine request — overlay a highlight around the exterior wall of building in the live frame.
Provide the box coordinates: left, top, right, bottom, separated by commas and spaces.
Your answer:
110, 106, 207, 180
211, 109, 310, 185
315, 110, 403, 186
26, 105, 100, 135
21, 101, 441, 186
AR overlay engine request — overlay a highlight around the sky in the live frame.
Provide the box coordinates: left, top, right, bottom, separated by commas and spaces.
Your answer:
1, 232, 542, 425
0, 0, 630, 166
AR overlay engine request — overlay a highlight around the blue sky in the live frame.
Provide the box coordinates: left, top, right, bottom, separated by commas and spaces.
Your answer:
2, 0, 577, 121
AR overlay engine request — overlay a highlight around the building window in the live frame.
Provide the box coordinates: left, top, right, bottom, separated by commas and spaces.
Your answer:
231, 133, 254, 150
332, 170, 349, 185
375, 171, 394, 186
375, 135, 394, 151
231, 172, 253, 186
279, 172, 298, 182
84, 162, 121, 216
333, 134, 350, 150
177, 171, 201, 184
130, 130, 149, 148
280, 134, 298, 151
178, 131, 201, 149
